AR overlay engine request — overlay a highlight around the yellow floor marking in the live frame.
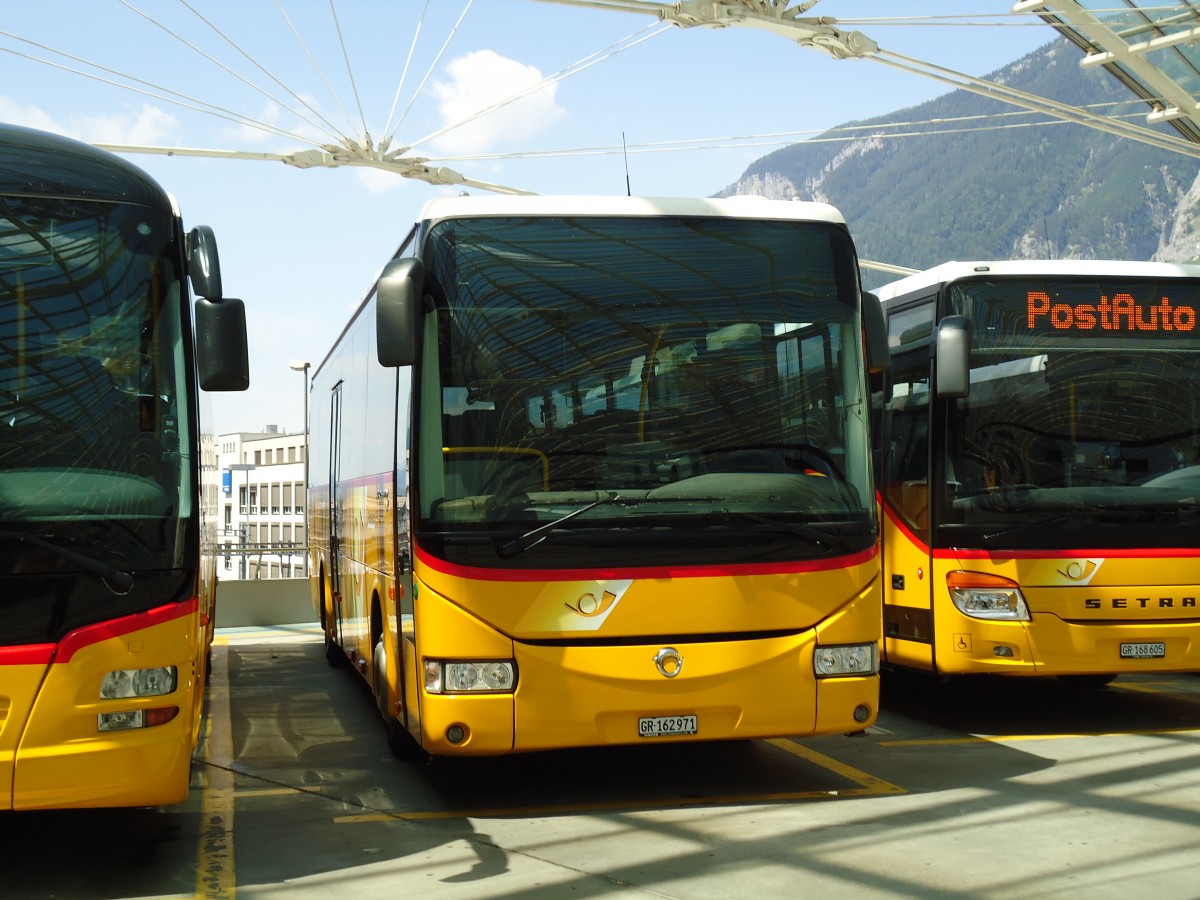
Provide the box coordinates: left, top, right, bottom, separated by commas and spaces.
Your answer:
881, 725, 1199, 748
766, 738, 907, 795
235, 786, 325, 798
1113, 681, 1200, 703
330, 737, 906, 823
195, 644, 236, 899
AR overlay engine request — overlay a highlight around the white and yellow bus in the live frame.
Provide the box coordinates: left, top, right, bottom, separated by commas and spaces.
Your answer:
874, 259, 1200, 683
307, 194, 888, 758
0, 124, 249, 808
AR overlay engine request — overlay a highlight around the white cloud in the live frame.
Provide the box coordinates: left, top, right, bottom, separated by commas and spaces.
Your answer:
428, 50, 565, 158
0, 97, 180, 147
354, 166, 408, 194
220, 101, 289, 147
74, 103, 182, 146
219, 95, 343, 149
0, 97, 64, 134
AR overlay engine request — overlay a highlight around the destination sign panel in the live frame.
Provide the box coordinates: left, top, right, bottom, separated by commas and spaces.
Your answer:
948, 277, 1200, 342
1026, 290, 1196, 334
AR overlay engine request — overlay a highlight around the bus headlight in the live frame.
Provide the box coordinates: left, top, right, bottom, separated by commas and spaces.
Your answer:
424, 659, 516, 694
99, 666, 178, 699
947, 571, 1030, 621
814, 643, 879, 678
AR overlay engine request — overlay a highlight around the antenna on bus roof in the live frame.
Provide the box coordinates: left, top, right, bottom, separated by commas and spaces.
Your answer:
622, 132, 631, 197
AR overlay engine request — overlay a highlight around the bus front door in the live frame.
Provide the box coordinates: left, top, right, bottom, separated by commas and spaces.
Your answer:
328, 380, 344, 650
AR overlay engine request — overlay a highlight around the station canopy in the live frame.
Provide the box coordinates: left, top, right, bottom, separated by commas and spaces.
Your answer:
1021, 0, 1200, 145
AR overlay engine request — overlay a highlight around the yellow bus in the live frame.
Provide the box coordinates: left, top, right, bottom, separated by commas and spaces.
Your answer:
307, 194, 888, 759
874, 259, 1200, 683
0, 124, 249, 809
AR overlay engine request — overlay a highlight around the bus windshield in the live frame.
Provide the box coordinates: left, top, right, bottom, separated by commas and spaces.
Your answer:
0, 196, 193, 621
944, 276, 1200, 541
415, 213, 873, 558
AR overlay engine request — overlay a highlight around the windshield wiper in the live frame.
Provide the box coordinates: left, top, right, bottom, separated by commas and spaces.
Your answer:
714, 510, 845, 551
0, 530, 134, 593
496, 492, 628, 559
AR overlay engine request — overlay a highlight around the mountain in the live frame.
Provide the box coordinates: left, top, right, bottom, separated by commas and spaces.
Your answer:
716, 39, 1200, 289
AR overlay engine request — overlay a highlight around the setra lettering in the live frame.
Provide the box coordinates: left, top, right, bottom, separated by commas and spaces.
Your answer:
1027, 291, 1197, 332
1085, 597, 1196, 609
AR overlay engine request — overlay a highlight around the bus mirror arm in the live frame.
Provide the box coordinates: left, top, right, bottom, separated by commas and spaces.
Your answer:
377, 257, 423, 367
195, 297, 251, 391
935, 315, 971, 399
863, 292, 891, 373
187, 226, 223, 300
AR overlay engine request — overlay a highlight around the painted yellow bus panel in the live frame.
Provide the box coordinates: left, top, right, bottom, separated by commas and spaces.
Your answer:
417, 551, 880, 641
11, 610, 199, 810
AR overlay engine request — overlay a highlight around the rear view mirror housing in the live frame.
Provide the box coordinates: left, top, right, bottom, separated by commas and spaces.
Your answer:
377, 257, 424, 367
195, 297, 250, 391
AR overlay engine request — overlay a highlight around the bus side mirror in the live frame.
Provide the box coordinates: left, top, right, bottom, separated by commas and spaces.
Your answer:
863, 292, 891, 373
195, 297, 250, 391
377, 257, 423, 367
935, 315, 971, 399
187, 226, 223, 300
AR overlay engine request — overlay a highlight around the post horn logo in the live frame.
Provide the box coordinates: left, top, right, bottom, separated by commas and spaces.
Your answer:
564, 589, 618, 618
1058, 559, 1100, 582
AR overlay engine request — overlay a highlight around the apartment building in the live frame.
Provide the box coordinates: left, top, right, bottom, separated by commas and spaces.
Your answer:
217, 426, 307, 580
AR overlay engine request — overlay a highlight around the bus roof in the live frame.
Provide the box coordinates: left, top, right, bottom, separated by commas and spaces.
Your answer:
414, 193, 847, 226
0, 123, 170, 208
875, 259, 1200, 304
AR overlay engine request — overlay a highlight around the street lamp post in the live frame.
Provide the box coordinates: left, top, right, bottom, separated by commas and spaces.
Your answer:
289, 359, 311, 577
228, 462, 256, 579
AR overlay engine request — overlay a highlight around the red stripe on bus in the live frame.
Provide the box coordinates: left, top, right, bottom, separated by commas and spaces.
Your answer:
0, 644, 56, 666
945, 546, 1200, 561
881, 501, 925, 547
414, 544, 877, 582
54, 598, 200, 663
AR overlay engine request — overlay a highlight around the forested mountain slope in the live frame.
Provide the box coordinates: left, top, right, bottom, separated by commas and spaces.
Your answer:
716, 39, 1200, 287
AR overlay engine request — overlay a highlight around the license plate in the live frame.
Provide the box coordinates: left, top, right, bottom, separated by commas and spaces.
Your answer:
638, 715, 698, 737
1120, 641, 1166, 659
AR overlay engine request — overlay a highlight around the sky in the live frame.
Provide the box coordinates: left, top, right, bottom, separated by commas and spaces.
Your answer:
0, 1, 1061, 436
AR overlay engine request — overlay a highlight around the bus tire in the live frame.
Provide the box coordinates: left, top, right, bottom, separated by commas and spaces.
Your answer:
385, 717, 428, 763
324, 630, 346, 668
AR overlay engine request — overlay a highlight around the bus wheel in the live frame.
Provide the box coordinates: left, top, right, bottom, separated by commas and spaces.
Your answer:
1058, 674, 1117, 689
373, 637, 389, 717
384, 717, 428, 763
324, 628, 346, 668
374, 636, 427, 762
